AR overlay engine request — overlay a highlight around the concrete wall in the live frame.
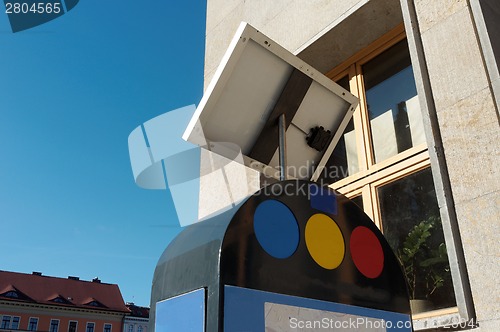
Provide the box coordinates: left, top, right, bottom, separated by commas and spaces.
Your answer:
205, 0, 359, 85
204, 0, 403, 86
203, 0, 500, 330
404, 0, 500, 330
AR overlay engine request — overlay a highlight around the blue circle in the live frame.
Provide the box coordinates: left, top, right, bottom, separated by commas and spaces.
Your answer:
253, 200, 299, 259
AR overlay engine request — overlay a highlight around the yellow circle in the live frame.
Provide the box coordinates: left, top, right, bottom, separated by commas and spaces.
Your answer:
305, 214, 345, 269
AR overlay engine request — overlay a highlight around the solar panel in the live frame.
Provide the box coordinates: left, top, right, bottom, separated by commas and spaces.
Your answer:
183, 22, 358, 181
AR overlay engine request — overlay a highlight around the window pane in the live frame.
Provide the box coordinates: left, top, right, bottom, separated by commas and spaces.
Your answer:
363, 40, 426, 164
378, 168, 456, 312
319, 76, 359, 183
86, 323, 94, 332
69, 322, 77, 332
104, 324, 111, 332
1, 316, 11, 329
350, 195, 363, 210
50, 320, 59, 332
11, 317, 19, 330
28, 318, 38, 331
4, 291, 19, 298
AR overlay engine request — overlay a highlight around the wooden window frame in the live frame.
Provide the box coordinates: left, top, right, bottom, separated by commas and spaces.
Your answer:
325, 23, 459, 319
327, 23, 428, 190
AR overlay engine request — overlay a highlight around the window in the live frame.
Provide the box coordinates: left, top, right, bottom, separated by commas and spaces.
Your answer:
103, 324, 111, 332
350, 195, 363, 210
86, 323, 94, 332
28, 318, 38, 331
137, 327, 142, 332
51, 296, 73, 304
363, 40, 425, 164
377, 168, 455, 310
3, 291, 19, 299
127, 325, 133, 332
1, 316, 11, 329
11, 317, 19, 330
86, 300, 105, 308
50, 320, 59, 332
68, 321, 77, 332
325, 25, 457, 316
320, 75, 359, 183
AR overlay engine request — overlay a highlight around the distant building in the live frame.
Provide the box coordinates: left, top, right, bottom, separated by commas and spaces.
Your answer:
0, 271, 129, 332
123, 304, 148, 332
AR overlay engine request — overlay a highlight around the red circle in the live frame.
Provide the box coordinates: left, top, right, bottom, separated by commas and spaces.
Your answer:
350, 226, 384, 278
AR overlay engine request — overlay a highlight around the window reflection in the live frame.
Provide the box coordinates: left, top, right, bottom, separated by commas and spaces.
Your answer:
378, 168, 456, 312
11, 317, 19, 330
28, 318, 38, 331
363, 40, 426, 163
69, 322, 77, 332
320, 76, 359, 183
350, 195, 363, 210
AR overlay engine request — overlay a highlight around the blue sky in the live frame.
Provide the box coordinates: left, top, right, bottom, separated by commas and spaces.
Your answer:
0, 1, 206, 306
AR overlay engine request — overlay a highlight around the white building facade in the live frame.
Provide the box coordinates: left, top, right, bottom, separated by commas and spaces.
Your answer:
123, 304, 148, 332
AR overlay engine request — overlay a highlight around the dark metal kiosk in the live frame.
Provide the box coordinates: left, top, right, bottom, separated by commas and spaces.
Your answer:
134, 23, 413, 331
152, 181, 412, 331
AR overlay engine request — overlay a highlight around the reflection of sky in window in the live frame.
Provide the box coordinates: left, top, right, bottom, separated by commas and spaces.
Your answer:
365, 66, 417, 120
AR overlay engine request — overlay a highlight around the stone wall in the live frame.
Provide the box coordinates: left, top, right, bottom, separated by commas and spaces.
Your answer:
408, 0, 500, 329
204, 0, 366, 87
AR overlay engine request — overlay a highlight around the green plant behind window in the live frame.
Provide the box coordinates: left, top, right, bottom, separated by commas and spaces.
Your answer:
398, 216, 450, 300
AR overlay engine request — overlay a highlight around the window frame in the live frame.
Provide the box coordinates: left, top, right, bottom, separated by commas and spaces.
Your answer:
3, 291, 19, 299
28, 317, 39, 331
325, 23, 463, 324
103, 323, 112, 332
68, 321, 78, 332
86, 322, 95, 332
0, 316, 11, 330
327, 26, 429, 195
10, 317, 20, 330
49, 319, 60, 332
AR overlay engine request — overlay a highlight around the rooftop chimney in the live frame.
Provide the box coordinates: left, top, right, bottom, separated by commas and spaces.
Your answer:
92, 277, 101, 283
32, 271, 42, 276
68, 276, 80, 281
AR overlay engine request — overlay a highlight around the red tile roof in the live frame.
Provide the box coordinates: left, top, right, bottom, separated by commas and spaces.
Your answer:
125, 303, 149, 318
0, 271, 129, 313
